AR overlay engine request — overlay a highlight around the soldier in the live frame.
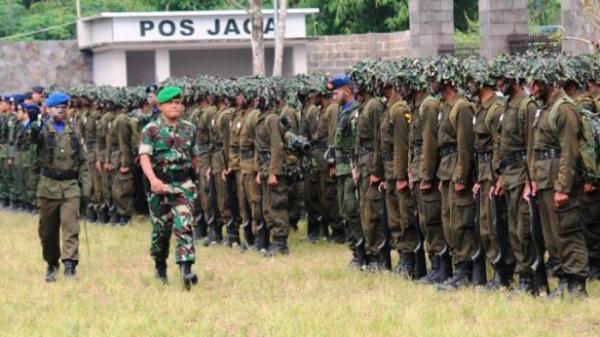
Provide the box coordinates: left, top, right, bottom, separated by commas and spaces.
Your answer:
82, 99, 102, 222
30, 92, 90, 282
128, 98, 152, 215
328, 75, 364, 268
226, 92, 255, 247
493, 58, 538, 293
525, 58, 588, 297
278, 97, 302, 233
31, 86, 45, 106
379, 70, 420, 278
108, 104, 135, 225
0, 95, 11, 208
465, 59, 514, 290
210, 93, 236, 246
147, 84, 161, 120
352, 75, 386, 271
314, 88, 344, 243
5, 95, 22, 211
408, 62, 452, 285
428, 56, 478, 291
139, 86, 199, 290
255, 92, 291, 256
96, 102, 116, 223
12, 104, 39, 213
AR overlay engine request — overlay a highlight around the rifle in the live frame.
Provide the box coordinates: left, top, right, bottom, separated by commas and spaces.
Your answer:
472, 190, 487, 286
524, 163, 550, 295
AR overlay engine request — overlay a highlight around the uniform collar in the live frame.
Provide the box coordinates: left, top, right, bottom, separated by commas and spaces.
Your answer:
480, 94, 499, 110
508, 91, 527, 108
543, 89, 566, 110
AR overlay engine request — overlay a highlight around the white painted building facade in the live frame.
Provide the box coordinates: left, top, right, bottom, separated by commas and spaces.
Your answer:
77, 9, 319, 86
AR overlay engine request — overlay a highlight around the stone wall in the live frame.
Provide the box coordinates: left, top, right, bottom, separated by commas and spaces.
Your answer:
409, 0, 454, 59
305, 31, 411, 74
0, 40, 93, 94
479, 0, 528, 58
561, 0, 600, 55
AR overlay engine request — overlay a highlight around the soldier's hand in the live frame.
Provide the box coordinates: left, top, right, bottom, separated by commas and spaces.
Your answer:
369, 175, 381, 186
554, 192, 569, 208
268, 174, 278, 187
255, 173, 262, 186
150, 178, 167, 194
420, 181, 432, 192
119, 167, 130, 174
471, 183, 480, 197
104, 162, 113, 172
584, 183, 597, 194
378, 181, 386, 192
396, 180, 408, 192
96, 161, 102, 173
455, 182, 467, 193
493, 177, 504, 198
523, 182, 537, 201
206, 167, 212, 180
221, 170, 228, 182
328, 166, 336, 178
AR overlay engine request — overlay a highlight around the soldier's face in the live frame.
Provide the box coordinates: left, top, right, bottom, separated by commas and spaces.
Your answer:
235, 95, 246, 106
16, 109, 26, 121
429, 81, 441, 95
0, 101, 8, 112
50, 105, 67, 122
333, 87, 351, 104
147, 93, 157, 106
32, 92, 44, 104
160, 98, 182, 120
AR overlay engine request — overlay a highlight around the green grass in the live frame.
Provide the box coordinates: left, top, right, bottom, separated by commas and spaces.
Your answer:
1, 211, 600, 337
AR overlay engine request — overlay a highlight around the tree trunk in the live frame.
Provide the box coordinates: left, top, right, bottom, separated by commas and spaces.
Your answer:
273, 0, 287, 77
250, 0, 265, 77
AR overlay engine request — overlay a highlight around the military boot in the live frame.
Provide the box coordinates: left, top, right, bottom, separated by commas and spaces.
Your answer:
85, 204, 98, 223
98, 204, 110, 224
512, 274, 535, 295
567, 277, 588, 298
548, 277, 569, 300
263, 236, 289, 257
328, 227, 346, 244
364, 254, 382, 273
118, 215, 131, 226
416, 254, 440, 285
588, 257, 600, 281
28, 203, 38, 214
179, 262, 198, 291
109, 211, 119, 225
45, 262, 59, 283
318, 217, 329, 241
63, 259, 77, 279
348, 239, 367, 269
241, 220, 255, 246
194, 213, 208, 242
1, 198, 9, 208
8, 200, 19, 212
437, 262, 472, 291
305, 219, 320, 243
225, 225, 241, 248
393, 252, 416, 279
255, 221, 270, 252
155, 260, 168, 284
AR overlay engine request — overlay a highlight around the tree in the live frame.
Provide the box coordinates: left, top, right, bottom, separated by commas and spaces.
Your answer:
250, 0, 266, 77
454, 0, 478, 33
272, 0, 287, 77
528, 0, 561, 26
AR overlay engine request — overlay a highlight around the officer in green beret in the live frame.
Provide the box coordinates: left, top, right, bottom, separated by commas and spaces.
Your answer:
139, 86, 199, 290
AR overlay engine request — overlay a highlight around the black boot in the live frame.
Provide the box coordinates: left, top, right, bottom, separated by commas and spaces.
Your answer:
155, 260, 168, 284
588, 257, 600, 281
364, 254, 382, 272
416, 254, 440, 284
548, 277, 569, 299
119, 215, 131, 226
348, 239, 367, 269
179, 262, 198, 291
194, 213, 208, 242
414, 244, 428, 280
242, 220, 255, 246
512, 274, 535, 295
318, 217, 329, 241
256, 221, 270, 252
437, 262, 472, 291
85, 204, 98, 222
328, 227, 346, 244
109, 211, 119, 225
225, 227, 241, 248
393, 252, 416, 279
1, 198, 9, 208
45, 262, 59, 283
305, 219, 320, 243
8, 201, 19, 211
567, 277, 588, 298
212, 223, 224, 245
263, 236, 289, 257
63, 259, 77, 278
99, 204, 110, 224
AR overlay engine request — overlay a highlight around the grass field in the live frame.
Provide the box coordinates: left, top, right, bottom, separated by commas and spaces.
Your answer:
1, 211, 600, 337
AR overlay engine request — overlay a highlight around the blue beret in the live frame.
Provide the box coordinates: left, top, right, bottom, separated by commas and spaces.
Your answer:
23, 104, 40, 114
328, 75, 353, 90
10, 94, 25, 104
46, 92, 70, 107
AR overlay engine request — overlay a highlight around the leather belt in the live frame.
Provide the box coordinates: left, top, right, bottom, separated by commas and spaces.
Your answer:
41, 168, 78, 181
535, 149, 560, 160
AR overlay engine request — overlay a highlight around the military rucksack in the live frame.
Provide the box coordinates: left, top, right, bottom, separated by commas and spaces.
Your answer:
548, 95, 600, 182
127, 109, 150, 155
448, 98, 472, 130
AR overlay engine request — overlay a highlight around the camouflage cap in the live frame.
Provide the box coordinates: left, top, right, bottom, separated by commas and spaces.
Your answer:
463, 56, 495, 88
524, 54, 563, 85
425, 54, 465, 88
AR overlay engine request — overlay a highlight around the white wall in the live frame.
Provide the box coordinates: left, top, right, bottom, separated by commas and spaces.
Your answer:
93, 50, 127, 86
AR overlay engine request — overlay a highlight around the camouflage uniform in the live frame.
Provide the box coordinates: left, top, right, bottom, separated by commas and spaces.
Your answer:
139, 115, 198, 264
12, 118, 38, 209
281, 104, 302, 229
4, 112, 18, 205
0, 111, 11, 204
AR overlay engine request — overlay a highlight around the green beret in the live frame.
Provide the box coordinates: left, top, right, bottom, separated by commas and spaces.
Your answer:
156, 86, 182, 104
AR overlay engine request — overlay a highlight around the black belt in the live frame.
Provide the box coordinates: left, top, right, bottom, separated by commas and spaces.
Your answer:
198, 143, 212, 154
311, 140, 328, 150
499, 151, 526, 170
477, 152, 493, 163
535, 149, 561, 160
241, 149, 255, 160
211, 144, 224, 152
358, 146, 372, 157
41, 168, 79, 181
230, 147, 240, 155
412, 146, 423, 157
155, 169, 194, 183
382, 152, 393, 162
438, 145, 457, 158
258, 151, 271, 164
336, 154, 351, 164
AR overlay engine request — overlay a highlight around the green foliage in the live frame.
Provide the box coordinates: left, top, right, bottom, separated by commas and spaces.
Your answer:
454, 0, 478, 33
528, 0, 561, 26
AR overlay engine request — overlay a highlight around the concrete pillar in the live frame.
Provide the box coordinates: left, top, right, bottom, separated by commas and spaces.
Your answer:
479, 0, 528, 58
408, 0, 454, 59
93, 50, 126, 86
562, 0, 598, 55
155, 49, 171, 82
292, 44, 307, 75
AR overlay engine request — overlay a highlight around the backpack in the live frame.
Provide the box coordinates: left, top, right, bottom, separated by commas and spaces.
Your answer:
449, 98, 472, 130
127, 109, 150, 155
549, 95, 600, 182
